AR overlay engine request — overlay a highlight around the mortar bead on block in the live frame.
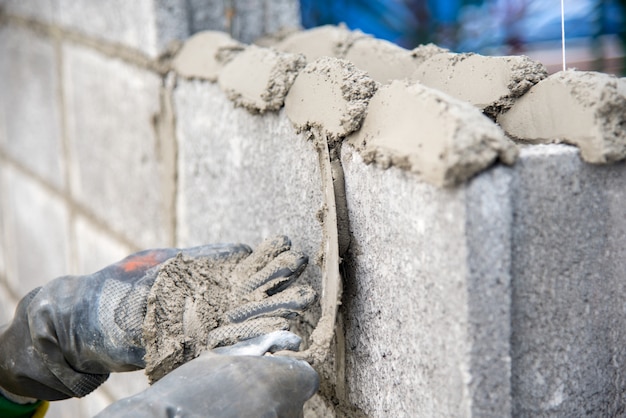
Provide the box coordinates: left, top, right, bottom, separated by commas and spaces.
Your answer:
284, 57, 379, 141
411, 52, 547, 118
172, 31, 244, 81
275, 25, 365, 62
498, 70, 626, 164
218, 45, 306, 113
344, 37, 438, 85
347, 79, 518, 187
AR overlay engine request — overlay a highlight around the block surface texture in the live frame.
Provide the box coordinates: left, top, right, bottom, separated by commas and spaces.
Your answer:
341, 144, 513, 417
510, 144, 626, 416
63, 44, 170, 248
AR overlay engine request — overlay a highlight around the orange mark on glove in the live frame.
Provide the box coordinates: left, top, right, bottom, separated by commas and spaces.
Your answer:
122, 252, 162, 272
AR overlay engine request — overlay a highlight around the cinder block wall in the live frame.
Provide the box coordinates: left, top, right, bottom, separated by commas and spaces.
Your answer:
2, 2, 626, 418
0, 1, 301, 416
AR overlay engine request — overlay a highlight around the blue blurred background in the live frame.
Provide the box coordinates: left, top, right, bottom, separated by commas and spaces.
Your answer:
300, 0, 626, 75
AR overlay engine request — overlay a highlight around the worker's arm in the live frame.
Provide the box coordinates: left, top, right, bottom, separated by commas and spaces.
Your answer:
0, 236, 314, 403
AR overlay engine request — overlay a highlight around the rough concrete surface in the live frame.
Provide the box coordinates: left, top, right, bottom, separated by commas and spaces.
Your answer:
510, 144, 626, 416
218, 45, 306, 113
276, 25, 363, 62
341, 144, 513, 417
498, 70, 626, 164
172, 31, 243, 81
347, 80, 518, 187
411, 52, 547, 117
285, 57, 378, 141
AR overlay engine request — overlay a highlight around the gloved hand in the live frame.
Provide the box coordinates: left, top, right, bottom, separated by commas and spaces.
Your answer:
144, 235, 317, 382
0, 236, 314, 402
95, 331, 319, 418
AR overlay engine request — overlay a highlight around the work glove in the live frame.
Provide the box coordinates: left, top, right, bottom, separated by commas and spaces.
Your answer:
96, 331, 319, 418
0, 236, 314, 401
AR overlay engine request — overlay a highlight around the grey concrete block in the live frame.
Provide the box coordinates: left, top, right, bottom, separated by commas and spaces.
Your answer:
340, 144, 512, 417
189, 0, 301, 44
63, 44, 171, 248
0, 25, 65, 189
0, 0, 59, 24
74, 216, 132, 275
1, 167, 70, 298
55, 0, 300, 56
174, 79, 324, 287
510, 144, 626, 416
57, 0, 188, 57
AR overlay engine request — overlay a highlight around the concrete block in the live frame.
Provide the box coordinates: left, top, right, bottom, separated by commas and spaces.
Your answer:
218, 45, 305, 113
1, 167, 70, 298
172, 31, 243, 81
57, 0, 188, 57
0, 0, 59, 24
498, 71, 626, 164
186, 0, 301, 44
63, 44, 171, 248
411, 52, 547, 117
74, 216, 132, 275
340, 144, 513, 417
174, 79, 324, 287
347, 80, 517, 187
0, 25, 65, 189
510, 144, 626, 416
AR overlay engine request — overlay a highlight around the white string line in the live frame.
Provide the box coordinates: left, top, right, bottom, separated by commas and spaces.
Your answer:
561, 0, 566, 70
